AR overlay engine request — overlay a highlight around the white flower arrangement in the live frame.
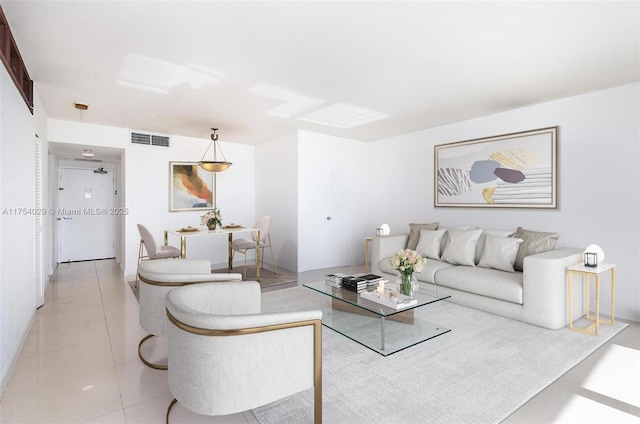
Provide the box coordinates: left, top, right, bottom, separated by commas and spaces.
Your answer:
389, 248, 426, 275
201, 208, 222, 227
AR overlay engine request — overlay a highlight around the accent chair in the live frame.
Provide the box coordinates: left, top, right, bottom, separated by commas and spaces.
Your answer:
137, 258, 242, 370
164, 281, 322, 423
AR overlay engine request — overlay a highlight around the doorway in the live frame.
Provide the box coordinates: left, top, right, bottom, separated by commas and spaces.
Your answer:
57, 167, 116, 262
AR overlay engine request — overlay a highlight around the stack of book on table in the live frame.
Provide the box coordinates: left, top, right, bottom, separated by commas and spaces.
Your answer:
359, 274, 383, 285
325, 273, 346, 288
341, 276, 367, 293
341, 274, 383, 293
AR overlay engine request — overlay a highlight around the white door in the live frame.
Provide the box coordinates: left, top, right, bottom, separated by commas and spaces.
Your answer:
58, 167, 115, 262
320, 164, 349, 268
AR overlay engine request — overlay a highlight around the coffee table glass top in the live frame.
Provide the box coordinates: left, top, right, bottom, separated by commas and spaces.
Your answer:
303, 280, 451, 356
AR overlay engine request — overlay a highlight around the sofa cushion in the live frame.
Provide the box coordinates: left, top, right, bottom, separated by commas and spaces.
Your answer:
478, 235, 524, 273
407, 222, 439, 250
416, 229, 447, 260
435, 266, 524, 304
474, 228, 515, 264
514, 227, 559, 271
441, 229, 482, 266
379, 257, 454, 284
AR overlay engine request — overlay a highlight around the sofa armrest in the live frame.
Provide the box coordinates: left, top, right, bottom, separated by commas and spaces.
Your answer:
521, 247, 583, 329
371, 234, 408, 275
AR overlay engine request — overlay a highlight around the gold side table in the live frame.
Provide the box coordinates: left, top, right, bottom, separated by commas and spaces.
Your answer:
566, 263, 616, 336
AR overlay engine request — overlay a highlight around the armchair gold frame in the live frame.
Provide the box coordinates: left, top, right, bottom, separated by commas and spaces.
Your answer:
137, 261, 242, 370
165, 310, 322, 424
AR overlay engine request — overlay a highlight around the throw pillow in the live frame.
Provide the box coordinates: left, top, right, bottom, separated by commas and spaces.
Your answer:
407, 222, 439, 250
439, 225, 471, 256
415, 229, 447, 260
513, 227, 559, 271
478, 234, 524, 273
474, 228, 515, 264
440, 229, 483, 266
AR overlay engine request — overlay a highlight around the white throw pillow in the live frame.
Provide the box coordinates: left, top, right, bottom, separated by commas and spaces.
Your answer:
474, 228, 515, 264
439, 226, 471, 256
478, 234, 524, 273
441, 229, 483, 266
415, 229, 447, 260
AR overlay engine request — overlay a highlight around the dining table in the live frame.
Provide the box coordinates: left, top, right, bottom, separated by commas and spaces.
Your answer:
163, 226, 261, 281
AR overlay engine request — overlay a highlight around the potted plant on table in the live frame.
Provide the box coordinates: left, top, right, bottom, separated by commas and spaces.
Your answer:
201, 208, 222, 231
389, 248, 426, 297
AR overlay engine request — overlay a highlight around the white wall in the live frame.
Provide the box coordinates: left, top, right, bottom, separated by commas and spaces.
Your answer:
255, 131, 299, 271
0, 65, 36, 392
366, 83, 640, 321
47, 120, 255, 277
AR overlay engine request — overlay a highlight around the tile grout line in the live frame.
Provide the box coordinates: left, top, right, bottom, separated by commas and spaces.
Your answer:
92, 261, 128, 422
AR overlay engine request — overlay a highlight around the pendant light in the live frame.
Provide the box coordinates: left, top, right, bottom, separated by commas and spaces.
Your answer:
198, 128, 232, 172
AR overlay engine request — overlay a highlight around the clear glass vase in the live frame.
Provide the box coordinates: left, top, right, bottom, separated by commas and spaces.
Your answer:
396, 272, 418, 297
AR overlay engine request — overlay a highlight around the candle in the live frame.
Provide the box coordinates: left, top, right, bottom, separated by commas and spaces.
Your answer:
377, 280, 385, 295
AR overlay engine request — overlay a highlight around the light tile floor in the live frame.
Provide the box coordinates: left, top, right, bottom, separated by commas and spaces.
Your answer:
0, 260, 638, 423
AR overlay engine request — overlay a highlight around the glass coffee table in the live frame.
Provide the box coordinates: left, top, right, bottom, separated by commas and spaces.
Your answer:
303, 281, 451, 356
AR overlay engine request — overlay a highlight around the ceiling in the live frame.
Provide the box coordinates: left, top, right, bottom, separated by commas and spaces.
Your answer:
2, 1, 639, 146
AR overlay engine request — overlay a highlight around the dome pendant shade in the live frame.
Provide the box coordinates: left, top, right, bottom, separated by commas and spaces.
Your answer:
199, 161, 232, 172
198, 128, 232, 172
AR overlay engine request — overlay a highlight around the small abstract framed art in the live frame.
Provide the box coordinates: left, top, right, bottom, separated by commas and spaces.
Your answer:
434, 126, 558, 209
169, 162, 216, 212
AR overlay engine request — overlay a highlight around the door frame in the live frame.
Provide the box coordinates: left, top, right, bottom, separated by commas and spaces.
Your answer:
55, 165, 117, 263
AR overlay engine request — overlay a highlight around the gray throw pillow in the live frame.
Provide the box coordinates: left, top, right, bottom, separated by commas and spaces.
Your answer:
478, 234, 524, 273
514, 227, 559, 271
407, 222, 439, 250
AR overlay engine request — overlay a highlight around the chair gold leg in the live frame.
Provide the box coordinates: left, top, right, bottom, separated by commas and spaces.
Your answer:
269, 240, 277, 274
166, 398, 178, 424
138, 334, 168, 370
243, 250, 248, 280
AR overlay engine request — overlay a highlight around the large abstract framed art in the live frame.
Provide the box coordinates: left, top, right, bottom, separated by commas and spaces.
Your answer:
169, 162, 216, 212
434, 127, 558, 209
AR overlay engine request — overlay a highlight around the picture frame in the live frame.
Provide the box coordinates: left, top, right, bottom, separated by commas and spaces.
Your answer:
169, 162, 216, 212
434, 126, 558, 209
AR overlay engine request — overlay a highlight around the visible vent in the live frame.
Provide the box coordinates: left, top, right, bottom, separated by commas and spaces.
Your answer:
131, 132, 170, 147
73, 158, 103, 162
151, 135, 170, 147
131, 132, 151, 145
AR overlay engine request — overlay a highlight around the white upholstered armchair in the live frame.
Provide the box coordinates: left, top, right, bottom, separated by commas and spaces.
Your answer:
164, 282, 322, 423
137, 258, 243, 369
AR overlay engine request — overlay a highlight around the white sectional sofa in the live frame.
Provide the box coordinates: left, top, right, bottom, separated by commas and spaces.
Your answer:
371, 226, 584, 330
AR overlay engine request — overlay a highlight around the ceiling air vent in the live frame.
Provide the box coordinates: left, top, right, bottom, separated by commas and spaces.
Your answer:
131, 132, 151, 145
130, 132, 170, 147
151, 135, 170, 147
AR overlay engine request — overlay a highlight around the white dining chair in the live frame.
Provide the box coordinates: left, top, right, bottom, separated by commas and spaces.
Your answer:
136, 223, 181, 287
231, 216, 277, 278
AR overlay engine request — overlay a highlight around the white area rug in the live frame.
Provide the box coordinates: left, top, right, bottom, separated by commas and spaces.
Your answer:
253, 286, 627, 424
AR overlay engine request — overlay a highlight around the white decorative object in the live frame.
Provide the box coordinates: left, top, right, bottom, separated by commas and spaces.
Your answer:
380, 223, 390, 235
361, 289, 417, 309
583, 244, 605, 267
